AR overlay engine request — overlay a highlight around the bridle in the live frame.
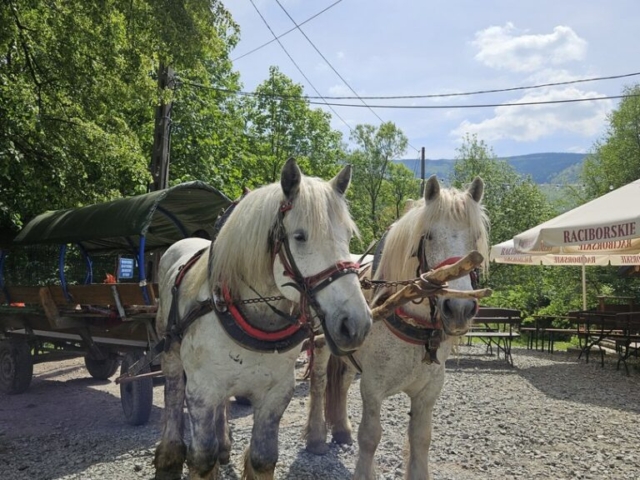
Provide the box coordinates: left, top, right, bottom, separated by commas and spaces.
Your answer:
405, 233, 480, 330
271, 200, 361, 355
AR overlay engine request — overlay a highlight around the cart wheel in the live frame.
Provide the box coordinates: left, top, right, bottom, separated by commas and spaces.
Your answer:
120, 352, 153, 426
84, 353, 119, 380
0, 339, 33, 394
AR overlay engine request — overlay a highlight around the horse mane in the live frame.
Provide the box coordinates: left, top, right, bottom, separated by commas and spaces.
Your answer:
209, 174, 358, 296
375, 184, 489, 282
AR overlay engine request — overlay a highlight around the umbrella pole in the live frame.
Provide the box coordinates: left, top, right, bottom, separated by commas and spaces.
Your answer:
582, 263, 587, 310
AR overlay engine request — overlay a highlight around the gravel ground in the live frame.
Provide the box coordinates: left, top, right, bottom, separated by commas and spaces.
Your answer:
1, 344, 640, 480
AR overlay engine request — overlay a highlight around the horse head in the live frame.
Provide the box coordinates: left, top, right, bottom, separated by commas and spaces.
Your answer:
420, 175, 487, 335
271, 158, 372, 354
375, 175, 488, 337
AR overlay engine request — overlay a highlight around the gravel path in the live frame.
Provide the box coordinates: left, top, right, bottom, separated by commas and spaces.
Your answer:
1, 344, 639, 480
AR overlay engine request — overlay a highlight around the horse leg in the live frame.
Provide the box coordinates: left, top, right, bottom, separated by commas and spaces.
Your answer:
185, 383, 224, 480
242, 376, 295, 480
216, 400, 232, 465
353, 393, 383, 480
154, 341, 187, 480
405, 388, 438, 480
304, 337, 331, 454
328, 355, 356, 445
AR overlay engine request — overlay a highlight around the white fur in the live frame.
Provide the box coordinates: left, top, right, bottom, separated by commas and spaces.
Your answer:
305, 177, 489, 480
154, 162, 372, 480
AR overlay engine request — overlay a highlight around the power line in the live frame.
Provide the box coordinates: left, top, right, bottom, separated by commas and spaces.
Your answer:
247, 0, 353, 132
179, 81, 639, 110
303, 93, 640, 109
185, 71, 640, 101
273, 0, 421, 153
232, 0, 343, 62
295, 71, 640, 100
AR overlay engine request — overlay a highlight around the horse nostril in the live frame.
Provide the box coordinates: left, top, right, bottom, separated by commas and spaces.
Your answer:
340, 316, 355, 341
442, 299, 453, 317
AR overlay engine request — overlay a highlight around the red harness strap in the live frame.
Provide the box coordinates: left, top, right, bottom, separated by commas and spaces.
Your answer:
222, 285, 303, 342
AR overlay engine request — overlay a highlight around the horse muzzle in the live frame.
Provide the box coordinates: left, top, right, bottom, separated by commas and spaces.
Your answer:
323, 311, 372, 356
439, 298, 478, 336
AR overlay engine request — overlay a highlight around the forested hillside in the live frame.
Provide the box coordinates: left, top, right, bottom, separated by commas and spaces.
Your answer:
396, 152, 586, 184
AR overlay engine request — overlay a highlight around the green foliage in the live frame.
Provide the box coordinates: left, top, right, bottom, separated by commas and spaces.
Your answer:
581, 84, 640, 198
241, 66, 344, 188
0, 0, 239, 234
347, 122, 408, 244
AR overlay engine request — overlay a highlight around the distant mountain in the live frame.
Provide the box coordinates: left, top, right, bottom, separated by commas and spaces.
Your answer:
395, 152, 587, 184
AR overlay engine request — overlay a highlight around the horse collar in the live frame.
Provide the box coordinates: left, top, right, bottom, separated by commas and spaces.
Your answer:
214, 285, 310, 353
383, 312, 444, 365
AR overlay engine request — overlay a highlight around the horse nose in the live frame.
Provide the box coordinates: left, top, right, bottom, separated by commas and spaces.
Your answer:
338, 314, 371, 349
442, 298, 478, 322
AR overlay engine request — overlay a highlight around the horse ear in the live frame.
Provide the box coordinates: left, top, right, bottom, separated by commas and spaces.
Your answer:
423, 175, 440, 202
468, 176, 484, 203
330, 164, 352, 195
281, 157, 301, 199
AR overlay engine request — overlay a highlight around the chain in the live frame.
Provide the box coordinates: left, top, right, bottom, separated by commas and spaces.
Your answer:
360, 278, 419, 290
236, 295, 287, 305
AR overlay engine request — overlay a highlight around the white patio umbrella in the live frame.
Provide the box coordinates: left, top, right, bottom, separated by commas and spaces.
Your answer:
492, 178, 640, 309
490, 239, 619, 309
513, 179, 640, 259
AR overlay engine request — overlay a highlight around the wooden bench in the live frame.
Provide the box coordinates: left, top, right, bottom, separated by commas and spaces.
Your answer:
465, 307, 522, 366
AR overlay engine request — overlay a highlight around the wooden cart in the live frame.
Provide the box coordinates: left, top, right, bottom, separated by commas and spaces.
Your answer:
0, 181, 231, 425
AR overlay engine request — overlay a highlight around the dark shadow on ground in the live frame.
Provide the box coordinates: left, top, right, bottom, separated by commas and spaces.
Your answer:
282, 443, 353, 479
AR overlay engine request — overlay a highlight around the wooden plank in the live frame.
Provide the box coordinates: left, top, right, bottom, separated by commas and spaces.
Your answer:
0, 286, 43, 305
39, 287, 84, 329
48, 283, 157, 307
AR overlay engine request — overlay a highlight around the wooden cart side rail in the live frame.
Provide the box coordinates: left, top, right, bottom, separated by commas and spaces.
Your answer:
1, 283, 158, 307
0, 286, 43, 305
47, 283, 157, 307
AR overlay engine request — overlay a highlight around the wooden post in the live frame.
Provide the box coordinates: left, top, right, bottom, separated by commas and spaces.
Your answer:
149, 63, 174, 192
420, 146, 426, 196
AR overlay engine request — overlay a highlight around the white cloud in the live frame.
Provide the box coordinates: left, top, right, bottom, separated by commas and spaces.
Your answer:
472, 23, 587, 72
451, 87, 612, 142
328, 84, 352, 96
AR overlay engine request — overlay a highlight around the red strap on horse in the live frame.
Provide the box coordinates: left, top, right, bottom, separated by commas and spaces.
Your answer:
222, 285, 303, 342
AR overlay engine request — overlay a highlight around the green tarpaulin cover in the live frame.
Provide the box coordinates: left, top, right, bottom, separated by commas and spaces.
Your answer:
13, 181, 231, 254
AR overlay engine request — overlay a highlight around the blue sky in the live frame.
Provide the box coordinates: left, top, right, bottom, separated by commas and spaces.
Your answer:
225, 0, 640, 160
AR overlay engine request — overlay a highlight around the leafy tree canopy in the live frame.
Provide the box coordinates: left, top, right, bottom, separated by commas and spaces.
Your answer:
0, 0, 239, 237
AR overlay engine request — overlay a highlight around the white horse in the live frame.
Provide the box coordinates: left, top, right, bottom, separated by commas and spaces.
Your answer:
153, 158, 373, 480
304, 175, 489, 480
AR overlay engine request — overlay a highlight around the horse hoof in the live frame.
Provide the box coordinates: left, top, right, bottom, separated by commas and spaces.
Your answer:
306, 441, 330, 455
154, 470, 183, 480
332, 430, 353, 445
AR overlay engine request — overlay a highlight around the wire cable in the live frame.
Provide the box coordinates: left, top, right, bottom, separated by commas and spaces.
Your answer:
273, 0, 420, 153
233, 0, 343, 62
297, 71, 640, 100
247, 0, 353, 133
302, 93, 640, 109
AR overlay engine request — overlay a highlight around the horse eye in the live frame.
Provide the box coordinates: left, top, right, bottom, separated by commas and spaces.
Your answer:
293, 230, 307, 242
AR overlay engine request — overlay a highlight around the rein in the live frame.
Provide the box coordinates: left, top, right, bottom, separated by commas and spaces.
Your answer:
271, 200, 361, 354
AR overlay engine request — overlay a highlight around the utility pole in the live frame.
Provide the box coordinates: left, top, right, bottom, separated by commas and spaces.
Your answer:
420, 146, 426, 196
149, 63, 174, 192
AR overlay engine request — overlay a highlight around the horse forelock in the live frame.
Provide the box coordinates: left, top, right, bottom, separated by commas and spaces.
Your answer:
209, 174, 357, 295
375, 185, 489, 282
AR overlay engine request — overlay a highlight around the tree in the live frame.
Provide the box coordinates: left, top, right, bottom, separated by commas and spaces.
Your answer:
242, 66, 345, 186
0, 0, 239, 236
451, 134, 565, 315
581, 84, 640, 199
386, 162, 420, 219
348, 122, 408, 238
